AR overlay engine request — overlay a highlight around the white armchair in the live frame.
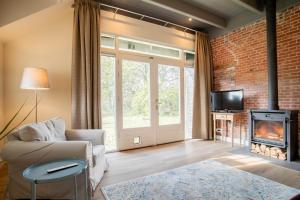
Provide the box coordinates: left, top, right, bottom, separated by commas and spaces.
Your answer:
2, 118, 108, 199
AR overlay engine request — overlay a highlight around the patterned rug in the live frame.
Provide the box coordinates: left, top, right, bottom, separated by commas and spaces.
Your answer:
101, 160, 300, 200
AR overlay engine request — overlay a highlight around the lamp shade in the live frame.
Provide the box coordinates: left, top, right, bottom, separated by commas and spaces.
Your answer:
20, 67, 50, 90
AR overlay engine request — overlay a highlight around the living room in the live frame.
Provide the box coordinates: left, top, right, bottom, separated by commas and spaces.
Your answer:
0, 0, 300, 199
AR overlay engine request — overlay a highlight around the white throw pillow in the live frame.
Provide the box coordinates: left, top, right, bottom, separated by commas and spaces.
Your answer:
19, 122, 55, 141
44, 118, 66, 141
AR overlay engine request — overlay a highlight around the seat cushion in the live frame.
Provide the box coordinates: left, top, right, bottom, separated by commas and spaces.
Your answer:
92, 145, 105, 167
90, 145, 107, 190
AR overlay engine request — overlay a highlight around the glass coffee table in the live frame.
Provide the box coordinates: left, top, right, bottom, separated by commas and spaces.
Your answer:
23, 159, 88, 200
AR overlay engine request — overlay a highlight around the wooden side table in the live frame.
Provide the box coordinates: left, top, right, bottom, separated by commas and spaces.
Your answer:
212, 112, 243, 147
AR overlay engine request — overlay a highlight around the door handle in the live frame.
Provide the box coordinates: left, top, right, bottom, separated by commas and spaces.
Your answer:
155, 99, 162, 111
155, 99, 162, 105
155, 99, 161, 110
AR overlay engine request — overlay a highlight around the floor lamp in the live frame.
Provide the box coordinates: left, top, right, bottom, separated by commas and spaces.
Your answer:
20, 67, 50, 123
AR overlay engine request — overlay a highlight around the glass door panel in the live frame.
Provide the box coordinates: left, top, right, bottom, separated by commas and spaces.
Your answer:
101, 55, 117, 151
122, 60, 151, 129
158, 64, 180, 125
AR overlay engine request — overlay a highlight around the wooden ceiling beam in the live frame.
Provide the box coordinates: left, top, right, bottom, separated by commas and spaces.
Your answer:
141, 0, 227, 29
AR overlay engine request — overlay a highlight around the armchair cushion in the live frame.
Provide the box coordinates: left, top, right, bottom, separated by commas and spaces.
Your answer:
92, 145, 105, 167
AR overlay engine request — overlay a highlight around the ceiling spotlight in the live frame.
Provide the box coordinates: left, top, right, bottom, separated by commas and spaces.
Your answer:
188, 18, 192, 22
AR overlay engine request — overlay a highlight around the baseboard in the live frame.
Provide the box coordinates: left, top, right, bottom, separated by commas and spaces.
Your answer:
215, 136, 249, 146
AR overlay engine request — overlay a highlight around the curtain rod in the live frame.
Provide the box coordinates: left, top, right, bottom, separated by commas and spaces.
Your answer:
73, 1, 197, 34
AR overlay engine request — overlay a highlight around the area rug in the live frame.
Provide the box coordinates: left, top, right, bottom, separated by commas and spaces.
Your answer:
101, 160, 300, 200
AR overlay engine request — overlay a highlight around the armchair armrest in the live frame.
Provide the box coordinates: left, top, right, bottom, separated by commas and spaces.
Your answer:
65, 129, 105, 146
1, 140, 92, 165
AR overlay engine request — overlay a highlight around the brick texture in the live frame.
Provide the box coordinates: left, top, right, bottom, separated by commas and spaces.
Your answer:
210, 3, 300, 149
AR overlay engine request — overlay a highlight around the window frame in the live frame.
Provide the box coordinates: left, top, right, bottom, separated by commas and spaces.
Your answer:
101, 33, 195, 64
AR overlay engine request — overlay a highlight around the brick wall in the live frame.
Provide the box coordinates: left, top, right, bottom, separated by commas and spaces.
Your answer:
210, 3, 300, 149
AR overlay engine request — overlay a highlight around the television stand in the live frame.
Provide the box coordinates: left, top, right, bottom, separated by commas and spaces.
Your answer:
212, 112, 243, 147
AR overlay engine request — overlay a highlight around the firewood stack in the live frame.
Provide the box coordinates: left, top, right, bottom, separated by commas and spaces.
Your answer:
251, 143, 287, 160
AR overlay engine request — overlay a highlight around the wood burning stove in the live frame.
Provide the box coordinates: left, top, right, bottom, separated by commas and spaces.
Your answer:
248, 0, 298, 161
249, 110, 298, 161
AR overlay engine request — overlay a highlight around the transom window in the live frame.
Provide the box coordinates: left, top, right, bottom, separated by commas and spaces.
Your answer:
184, 50, 195, 62
100, 34, 194, 63
119, 37, 181, 59
101, 34, 115, 49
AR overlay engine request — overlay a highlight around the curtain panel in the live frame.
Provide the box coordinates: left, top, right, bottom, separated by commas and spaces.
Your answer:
192, 32, 213, 139
71, 0, 101, 129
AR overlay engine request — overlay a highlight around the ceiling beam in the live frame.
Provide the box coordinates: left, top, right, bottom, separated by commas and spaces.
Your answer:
141, 0, 227, 29
231, 0, 263, 14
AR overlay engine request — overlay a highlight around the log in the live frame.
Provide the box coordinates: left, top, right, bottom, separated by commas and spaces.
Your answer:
265, 147, 271, 157
255, 145, 261, 153
251, 149, 257, 153
278, 154, 286, 160
260, 144, 267, 153
250, 143, 287, 160
276, 148, 284, 154
271, 147, 281, 152
271, 154, 278, 159
270, 149, 278, 158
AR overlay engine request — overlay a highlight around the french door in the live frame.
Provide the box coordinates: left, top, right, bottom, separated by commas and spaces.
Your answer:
117, 53, 184, 150
156, 59, 184, 144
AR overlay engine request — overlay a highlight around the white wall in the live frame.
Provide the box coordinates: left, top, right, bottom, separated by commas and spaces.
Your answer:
101, 11, 195, 51
0, 41, 4, 126
0, 40, 4, 147
3, 7, 73, 128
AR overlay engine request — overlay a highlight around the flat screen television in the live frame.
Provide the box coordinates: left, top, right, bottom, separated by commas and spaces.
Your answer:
211, 89, 244, 112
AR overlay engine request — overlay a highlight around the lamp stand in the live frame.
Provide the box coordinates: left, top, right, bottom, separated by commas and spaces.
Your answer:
35, 90, 38, 123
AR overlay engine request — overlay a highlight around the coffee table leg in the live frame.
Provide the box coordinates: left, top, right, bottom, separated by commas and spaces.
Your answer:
84, 168, 88, 200
74, 175, 77, 200
31, 182, 36, 200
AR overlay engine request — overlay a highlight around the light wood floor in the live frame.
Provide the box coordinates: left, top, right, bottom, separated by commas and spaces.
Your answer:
98, 140, 234, 188
1, 140, 300, 199
0, 162, 8, 200
94, 140, 300, 200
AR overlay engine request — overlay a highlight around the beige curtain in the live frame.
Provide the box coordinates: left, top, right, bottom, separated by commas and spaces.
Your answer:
192, 32, 213, 139
71, 0, 101, 129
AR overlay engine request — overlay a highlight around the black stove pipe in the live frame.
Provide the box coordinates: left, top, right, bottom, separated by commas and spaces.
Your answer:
266, 0, 279, 110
